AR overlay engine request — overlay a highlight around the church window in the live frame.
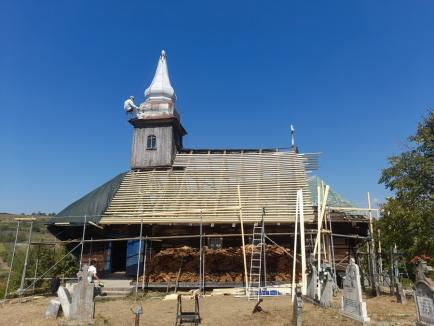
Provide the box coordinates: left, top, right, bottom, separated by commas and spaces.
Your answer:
147, 135, 157, 150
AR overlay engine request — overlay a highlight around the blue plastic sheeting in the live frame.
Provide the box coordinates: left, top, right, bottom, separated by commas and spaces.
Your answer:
258, 289, 281, 296
105, 242, 111, 273
126, 240, 145, 276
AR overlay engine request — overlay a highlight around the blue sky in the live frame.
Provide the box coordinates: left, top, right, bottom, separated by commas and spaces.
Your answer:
1, 0, 433, 214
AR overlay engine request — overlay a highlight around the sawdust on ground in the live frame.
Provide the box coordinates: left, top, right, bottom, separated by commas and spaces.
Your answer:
0, 293, 417, 326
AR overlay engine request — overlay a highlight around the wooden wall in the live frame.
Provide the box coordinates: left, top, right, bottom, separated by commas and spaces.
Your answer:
131, 125, 176, 169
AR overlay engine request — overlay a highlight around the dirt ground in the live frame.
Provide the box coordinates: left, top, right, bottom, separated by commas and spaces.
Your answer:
0, 293, 417, 326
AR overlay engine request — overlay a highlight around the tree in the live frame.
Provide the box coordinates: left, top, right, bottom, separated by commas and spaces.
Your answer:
378, 110, 434, 263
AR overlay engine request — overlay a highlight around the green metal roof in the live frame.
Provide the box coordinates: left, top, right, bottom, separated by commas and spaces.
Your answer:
49, 172, 126, 224
308, 176, 355, 207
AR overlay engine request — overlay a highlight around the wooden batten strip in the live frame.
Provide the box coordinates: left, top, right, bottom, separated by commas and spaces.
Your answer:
100, 152, 314, 224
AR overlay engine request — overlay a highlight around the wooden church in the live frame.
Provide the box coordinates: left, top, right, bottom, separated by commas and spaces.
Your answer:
48, 51, 369, 284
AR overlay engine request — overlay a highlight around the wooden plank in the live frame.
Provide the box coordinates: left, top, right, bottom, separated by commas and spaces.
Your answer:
237, 185, 249, 296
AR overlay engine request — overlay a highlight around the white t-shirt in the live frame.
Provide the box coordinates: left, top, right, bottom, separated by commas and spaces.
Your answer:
87, 265, 97, 283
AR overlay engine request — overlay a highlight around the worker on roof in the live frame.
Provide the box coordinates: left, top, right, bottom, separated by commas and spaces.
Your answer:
124, 96, 139, 114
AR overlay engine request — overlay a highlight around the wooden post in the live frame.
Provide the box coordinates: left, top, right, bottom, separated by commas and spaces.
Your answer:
19, 220, 33, 301
298, 190, 307, 295
79, 215, 87, 271
314, 185, 330, 300
378, 229, 383, 284
316, 185, 322, 301
367, 192, 380, 296
291, 193, 299, 301
3, 221, 20, 305
237, 185, 249, 296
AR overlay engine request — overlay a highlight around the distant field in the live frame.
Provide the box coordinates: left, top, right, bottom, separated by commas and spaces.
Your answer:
0, 213, 56, 276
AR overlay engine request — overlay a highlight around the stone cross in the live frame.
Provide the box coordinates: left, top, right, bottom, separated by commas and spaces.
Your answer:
340, 258, 370, 323
413, 260, 434, 326
70, 264, 95, 322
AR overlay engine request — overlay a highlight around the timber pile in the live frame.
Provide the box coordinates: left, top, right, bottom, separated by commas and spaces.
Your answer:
141, 245, 298, 283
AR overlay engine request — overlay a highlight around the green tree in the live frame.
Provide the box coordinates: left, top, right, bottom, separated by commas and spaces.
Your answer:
378, 110, 434, 263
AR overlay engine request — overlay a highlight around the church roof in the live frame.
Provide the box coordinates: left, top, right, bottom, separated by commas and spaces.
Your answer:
144, 50, 176, 101
49, 150, 325, 225
100, 151, 314, 224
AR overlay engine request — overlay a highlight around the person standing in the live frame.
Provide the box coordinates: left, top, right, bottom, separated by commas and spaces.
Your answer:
88, 260, 100, 283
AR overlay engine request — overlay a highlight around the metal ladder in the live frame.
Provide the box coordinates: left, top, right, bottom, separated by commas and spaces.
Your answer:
248, 209, 266, 300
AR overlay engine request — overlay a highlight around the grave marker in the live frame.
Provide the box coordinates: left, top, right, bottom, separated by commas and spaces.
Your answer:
70, 265, 95, 322
57, 286, 72, 319
45, 298, 61, 319
320, 270, 334, 308
340, 258, 370, 323
413, 260, 434, 326
292, 284, 303, 326
306, 254, 318, 301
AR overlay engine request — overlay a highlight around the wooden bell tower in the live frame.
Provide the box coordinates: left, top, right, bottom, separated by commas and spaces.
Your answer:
130, 50, 187, 170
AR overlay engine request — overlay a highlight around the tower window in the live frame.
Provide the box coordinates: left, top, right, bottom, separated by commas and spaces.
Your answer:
147, 135, 157, 150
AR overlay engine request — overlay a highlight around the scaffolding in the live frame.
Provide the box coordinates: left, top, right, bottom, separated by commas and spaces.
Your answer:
0, 186, 377, 304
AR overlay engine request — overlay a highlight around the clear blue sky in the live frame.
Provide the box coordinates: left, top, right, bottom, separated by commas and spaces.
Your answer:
1, 0, 433, 214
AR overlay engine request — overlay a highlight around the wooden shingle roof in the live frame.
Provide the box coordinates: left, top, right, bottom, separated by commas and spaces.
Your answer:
100, 151, 314, 224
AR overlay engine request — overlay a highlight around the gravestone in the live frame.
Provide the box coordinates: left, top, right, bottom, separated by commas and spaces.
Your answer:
70, 265, 95, 322
413, 260, 434, 326
306, 254, 318, 301
320, 270, 334, 308
395, 281, 406, 304
383, 271, 391, 288
57, 286, 72, 318
292, 284, 303, 326
340, 258, 370, 323
45, 298, 61, 319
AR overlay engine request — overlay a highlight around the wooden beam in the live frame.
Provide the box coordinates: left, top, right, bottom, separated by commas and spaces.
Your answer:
237, 185, 249, 296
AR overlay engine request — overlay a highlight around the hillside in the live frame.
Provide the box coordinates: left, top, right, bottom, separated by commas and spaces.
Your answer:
0, 213, 59, 298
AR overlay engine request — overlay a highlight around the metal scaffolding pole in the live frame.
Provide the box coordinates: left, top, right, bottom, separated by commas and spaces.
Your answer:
327, 208, 337, 285
2, 221, 20, 305
202, 238, 206, 293
298, 190, 306, 295
32, 245, 40, 297
79, 215, 87, 271
141, 235, 148, 291
261, 208, 267, 288
19, 220, 34, 301
135, 214, 144, 296
199, 212, 203, 293
291, 194, 299, 301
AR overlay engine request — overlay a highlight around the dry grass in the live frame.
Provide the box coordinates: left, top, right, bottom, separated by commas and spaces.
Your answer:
0, 292, 417, 326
